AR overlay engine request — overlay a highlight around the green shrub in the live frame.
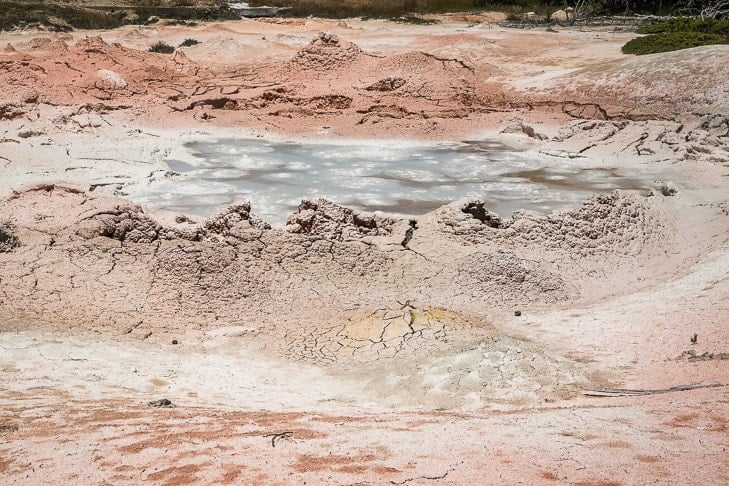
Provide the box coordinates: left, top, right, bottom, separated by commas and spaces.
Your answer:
178, 38, 201, 47
624, 18, 729, 55
622, 31, 725, 54
148, 41, 175, 53
637, 18, 729, 36
164, 19, 199, 26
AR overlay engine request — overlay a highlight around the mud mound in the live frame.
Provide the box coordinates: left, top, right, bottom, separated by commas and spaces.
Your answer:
285, 303, 487, 364
76, 203, 165, 244
375, 51, 472, 76
3, 184, 193, 244
0, 61, 44, 107
286, 199, 394, 241
70, 36, 199, 80
205, 203, 271, 237
10, 185, 271, 244
72, 36, 129, 58
547, 45, 729, 119
149, 240, 276, 318
359, 51, 476, 102
0, 36, 200, 107
18, 37, 68, 53
72, 199, 255, 244
121, 28, 154, 41
366, 336, 589, 408
435, 192, 667, 256
287, 32, 363, 74
198, 37, 262, 60
455, 252, 572, 304
434, 199, 503, 238
505, 192, 667, 257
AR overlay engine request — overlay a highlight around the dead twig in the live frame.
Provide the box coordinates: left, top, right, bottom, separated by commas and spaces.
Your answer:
584, 382, 722, 397
264, 431, 293, 447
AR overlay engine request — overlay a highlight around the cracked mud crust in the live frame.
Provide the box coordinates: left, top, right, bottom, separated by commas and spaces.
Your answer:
1, 14, 728, 486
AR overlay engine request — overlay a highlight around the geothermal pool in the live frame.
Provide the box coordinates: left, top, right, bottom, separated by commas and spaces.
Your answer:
129, 138, 672, 226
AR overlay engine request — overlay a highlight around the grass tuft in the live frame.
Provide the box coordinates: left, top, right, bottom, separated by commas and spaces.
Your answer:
178, 38, 201, 47
149, 40, 176, 53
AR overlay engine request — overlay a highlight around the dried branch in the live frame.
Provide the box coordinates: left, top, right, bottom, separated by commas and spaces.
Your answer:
263, 431, 293, 447
584, 382, 722, 397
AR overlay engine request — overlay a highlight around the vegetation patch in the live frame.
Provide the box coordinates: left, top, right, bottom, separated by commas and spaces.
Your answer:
637, 17, 729, 35
149, 41, 176, 53
0, 1, 232, 31
178, 38, 201, 47
248, 0, 489, 18
623, 18, 729, 54
389, 15, 440, 24
0, 1, 126, 31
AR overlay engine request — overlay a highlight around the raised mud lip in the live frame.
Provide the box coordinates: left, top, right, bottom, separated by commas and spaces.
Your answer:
2, 183, 725, 337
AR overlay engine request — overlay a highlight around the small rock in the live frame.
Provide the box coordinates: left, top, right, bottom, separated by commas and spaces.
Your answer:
660, 182, 678, 196
514, 310, 522, 317
220, 86, 239, 95
148, 398, 173, 408
0, 221, 20, 252
171, 339, 178, 345
18, 129, 43, 139
550, 9, 568, 23
501, 121, 546, 140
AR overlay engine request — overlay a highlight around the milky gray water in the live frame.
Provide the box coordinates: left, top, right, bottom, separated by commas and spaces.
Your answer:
129, 138, 670, 226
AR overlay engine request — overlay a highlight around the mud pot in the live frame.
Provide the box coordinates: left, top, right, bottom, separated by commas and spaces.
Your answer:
1, 13, 728, 485
126, 137, 694, 225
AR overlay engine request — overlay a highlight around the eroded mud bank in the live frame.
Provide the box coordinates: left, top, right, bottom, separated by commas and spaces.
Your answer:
1, 183, 725, 350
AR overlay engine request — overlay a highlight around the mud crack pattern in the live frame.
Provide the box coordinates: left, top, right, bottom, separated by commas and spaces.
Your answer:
284, 303, 477, 364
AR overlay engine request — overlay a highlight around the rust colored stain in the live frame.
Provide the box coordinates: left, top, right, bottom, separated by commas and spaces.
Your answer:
292, 453, 379, 473
635, 455, 661, 463
666, 413, 699, 427
221, 466, 243, 483
146, 462, 211, 485
541, 471, 559, 480
601, 440, 632, 449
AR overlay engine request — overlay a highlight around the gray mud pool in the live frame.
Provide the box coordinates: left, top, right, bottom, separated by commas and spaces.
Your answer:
129, 138, 673, 226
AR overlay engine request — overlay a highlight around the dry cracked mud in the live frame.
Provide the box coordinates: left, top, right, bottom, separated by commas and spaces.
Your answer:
1, 13, 728, 485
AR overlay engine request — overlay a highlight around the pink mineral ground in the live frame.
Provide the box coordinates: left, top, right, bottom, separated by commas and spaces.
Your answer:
0, 13, 728, 485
